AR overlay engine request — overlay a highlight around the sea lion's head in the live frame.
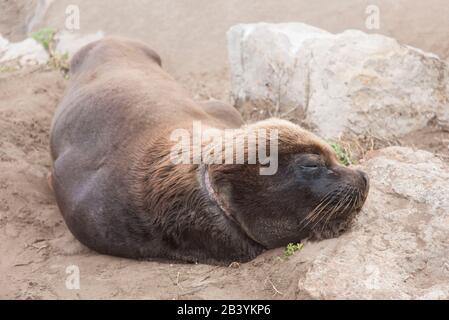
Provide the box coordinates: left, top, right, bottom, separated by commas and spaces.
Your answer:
203, 119, 369, 249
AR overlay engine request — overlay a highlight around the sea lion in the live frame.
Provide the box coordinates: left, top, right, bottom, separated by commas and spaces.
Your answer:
49, 37, 369, 264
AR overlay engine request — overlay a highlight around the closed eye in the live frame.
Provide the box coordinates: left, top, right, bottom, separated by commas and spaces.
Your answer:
300, 164, 318, 168
299, 164, 319, 171
291, 153, 325, 171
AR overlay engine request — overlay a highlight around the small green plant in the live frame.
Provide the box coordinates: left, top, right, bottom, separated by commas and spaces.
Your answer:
329, 141, 353, 166
31, 27, 69, 76
284, 242, 303, 258
0, 65, 18, 73
31, 27, 56, 51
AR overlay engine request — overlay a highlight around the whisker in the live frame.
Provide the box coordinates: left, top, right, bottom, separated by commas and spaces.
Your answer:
307, 195, 334, 223
304, 189, 337, 221
317, 191, 351, 232
310, 195, 345, 231
309, 188, 347, 222
320, 191, 352, 232
299, 193, 337, 230
299, 184, 364, 238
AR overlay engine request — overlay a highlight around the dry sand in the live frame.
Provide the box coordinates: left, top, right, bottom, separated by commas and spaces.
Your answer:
1, 0, 449, 299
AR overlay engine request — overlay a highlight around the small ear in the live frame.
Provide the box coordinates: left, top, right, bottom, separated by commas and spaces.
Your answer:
213, 177, 233, 205
208, 167, 232, 198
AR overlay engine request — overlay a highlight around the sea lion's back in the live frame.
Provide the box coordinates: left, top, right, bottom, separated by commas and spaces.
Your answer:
48, 39, 168, 257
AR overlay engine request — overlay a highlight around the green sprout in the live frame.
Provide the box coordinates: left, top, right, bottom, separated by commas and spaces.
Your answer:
31, 27, 69, 75
329, 141, 353, 166
31, 27, 56, 51
0, 65, 18, 73
284, 242, 304, 258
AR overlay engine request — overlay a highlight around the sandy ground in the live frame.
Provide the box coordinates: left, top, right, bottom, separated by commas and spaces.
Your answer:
0, 66, 299, 299
1, 0, 449, 299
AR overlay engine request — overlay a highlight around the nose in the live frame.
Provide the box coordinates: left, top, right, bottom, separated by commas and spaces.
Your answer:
357, 170, 369, 190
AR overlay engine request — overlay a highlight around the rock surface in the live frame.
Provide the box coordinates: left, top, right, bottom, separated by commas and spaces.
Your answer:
0, 31, 104, 68
0, 34, 8, 50
0, 34, 49, 66
227, 23, 449, 140
298, 147, 449, 299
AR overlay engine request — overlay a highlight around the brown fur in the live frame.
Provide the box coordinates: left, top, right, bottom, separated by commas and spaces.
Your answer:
49, 37, 368, 264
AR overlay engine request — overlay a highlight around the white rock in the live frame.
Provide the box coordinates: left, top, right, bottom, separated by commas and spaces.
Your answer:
227, 23, 449, 140
0, 30, 104, 68
54, 31, 104, 58
0, 37, 49, 66
298, 147, 449, 299
26, 0, 55, 34
0, 34, 9, 52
